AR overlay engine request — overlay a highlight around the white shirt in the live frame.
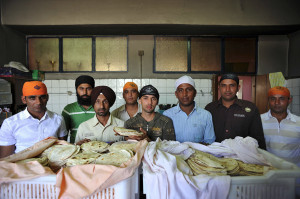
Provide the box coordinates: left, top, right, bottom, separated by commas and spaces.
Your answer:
75, 114, 124, 143
261, 110, 300, 166
0, 108, 68, 153
111, 103, 142, 121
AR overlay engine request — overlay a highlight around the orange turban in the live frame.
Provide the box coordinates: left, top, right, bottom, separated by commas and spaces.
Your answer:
123, 82, 138, 92
22, 81, 48, 96
268, 86, 290, 97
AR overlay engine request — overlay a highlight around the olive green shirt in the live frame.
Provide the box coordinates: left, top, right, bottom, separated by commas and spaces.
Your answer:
125, 112, 176, 141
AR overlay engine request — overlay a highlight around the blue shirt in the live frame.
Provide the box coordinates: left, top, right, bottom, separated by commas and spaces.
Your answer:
163, 103, 215, 143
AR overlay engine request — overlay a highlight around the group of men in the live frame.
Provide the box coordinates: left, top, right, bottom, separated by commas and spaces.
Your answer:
0, 74, 299, 170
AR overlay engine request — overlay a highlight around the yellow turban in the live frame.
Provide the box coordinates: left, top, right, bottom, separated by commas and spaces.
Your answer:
268, 86, 290, 97
123, 82, 138, 92
22, 81, 48, 96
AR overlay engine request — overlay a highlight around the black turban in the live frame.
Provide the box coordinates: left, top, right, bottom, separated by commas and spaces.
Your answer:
139, 85, 159, 101
91, 86, 116, 107
219, 73, 239, 85
75, 75, 95, 89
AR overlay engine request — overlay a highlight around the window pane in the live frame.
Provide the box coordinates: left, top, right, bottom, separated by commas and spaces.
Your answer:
95, 37, 127, 71
155, 37, 187, 72
191, 37, 221, 71
224, 38, 256, 73
63, 38, 92, 71
28, 38, 59, 71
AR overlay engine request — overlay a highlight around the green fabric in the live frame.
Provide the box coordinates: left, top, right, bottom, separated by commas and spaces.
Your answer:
62, 102, 95, 143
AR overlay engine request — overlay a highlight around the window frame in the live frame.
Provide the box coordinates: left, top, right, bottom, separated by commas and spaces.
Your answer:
153, 35, 258, 75
26, 35, 129, 73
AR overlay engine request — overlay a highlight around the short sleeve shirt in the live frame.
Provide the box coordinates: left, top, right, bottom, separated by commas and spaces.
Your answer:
0, 108, 68, 153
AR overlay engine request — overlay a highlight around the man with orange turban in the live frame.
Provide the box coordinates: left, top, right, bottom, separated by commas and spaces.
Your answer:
0, 81, 68, 158
111, 82, 142, 121
261, 86, 300, 163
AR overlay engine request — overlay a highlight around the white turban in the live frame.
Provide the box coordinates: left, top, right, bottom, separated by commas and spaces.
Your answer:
175, 75, 195, 89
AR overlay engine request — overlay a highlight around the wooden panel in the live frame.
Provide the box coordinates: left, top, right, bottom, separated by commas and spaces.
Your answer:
254, 75, 270, 114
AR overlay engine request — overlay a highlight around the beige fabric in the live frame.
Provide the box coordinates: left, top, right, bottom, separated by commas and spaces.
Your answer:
56, 139, 148, 199
0, 137, 58, 162
0, 137, 58, 183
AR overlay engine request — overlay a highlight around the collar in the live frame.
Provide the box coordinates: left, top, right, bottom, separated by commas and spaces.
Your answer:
266, 109, 297, 122
217, 97, 241, 108
174, 102, 197, 114
77, 102, 94, 111
92, 114, 113, 127
22, 108, 49, 120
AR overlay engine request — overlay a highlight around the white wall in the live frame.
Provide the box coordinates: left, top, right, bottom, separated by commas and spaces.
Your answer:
287, 78, 300, 116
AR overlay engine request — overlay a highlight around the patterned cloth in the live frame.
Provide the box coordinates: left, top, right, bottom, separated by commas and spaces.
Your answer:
0, 108, 67, 153
62, 102, 95, 143
164, 103, 215, 143
261, 110, 300, 166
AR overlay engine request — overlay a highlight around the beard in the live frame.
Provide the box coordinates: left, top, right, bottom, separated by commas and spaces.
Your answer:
77, 93, 91, 106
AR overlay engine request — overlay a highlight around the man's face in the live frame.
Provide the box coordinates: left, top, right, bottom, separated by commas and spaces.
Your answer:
268, 94, 291, 114
219, 79, 240, 102
175, 83, 196, 107
77, 83, 93, 105
123, 88, 139, 105
94, 94, 110, 117
139, 95, 158, 114
21, 95, 48, 114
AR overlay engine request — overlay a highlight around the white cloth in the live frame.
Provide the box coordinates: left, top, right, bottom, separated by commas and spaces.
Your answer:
143, 139, 231, 199
0, 108, 67, 153
186, 136, 270, 165
175, 75, 195, 89
75, 114, 124, 143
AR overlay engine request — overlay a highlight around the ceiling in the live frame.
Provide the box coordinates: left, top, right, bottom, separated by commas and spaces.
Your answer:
6, 24, 300, 36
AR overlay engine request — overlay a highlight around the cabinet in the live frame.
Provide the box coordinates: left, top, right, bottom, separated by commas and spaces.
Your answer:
0, 76, 32, 114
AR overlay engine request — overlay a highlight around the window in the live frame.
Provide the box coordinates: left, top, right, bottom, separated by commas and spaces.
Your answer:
63, 38, 92, 71
224, 38, 256, 73
95, 37, 127, 71
28, 38, 59, 71
191, 37, 221, 72
154, 36, 257, 74
155, 36, 188, 72
27, 36, 128, 72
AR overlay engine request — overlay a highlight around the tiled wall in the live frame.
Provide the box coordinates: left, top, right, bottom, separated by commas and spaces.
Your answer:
287, 78, 300, 116
44, 79, 213, 115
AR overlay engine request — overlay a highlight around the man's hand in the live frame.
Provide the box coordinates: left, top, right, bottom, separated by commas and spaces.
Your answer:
126, 128, 151, 141
75, 138, 91, 146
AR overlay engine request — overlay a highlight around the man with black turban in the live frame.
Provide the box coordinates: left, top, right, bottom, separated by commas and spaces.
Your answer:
62, 75, 95, 143
205, 73, 266, 149
125, 85, 175, 141
75, 86, 124, 144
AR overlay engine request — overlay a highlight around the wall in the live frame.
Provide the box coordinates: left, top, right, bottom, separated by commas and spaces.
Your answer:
2, 0, 300, 26
287, 78, 300, 116
288, 30, 300, 77
257, 35, 289, 76
44, 78, 213, 115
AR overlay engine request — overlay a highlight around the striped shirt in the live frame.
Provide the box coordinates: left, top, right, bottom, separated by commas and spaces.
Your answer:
261, 110, 300, 166
111, 103, 142, 121
62, 102, 95, 143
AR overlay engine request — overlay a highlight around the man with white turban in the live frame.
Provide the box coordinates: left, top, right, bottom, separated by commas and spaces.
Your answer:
163, 76, 215, 144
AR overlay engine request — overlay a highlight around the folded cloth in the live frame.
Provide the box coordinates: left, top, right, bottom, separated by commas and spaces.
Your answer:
0, 161, 55, 183
143, 138, 230, 199
56, 139, 148, 199
0, 137, 58, 184
186, 136, 270, 165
